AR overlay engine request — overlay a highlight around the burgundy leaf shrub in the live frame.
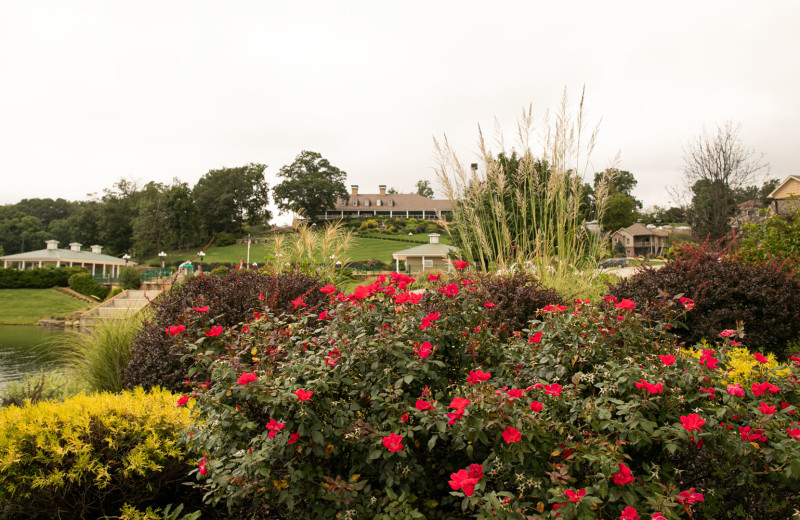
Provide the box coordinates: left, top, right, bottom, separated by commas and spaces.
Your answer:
609, 242, 800, 355
122, 268, 326, 392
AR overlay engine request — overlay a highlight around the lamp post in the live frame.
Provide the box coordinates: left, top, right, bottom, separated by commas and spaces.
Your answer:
122, 254, 130, 264
197, 251, 205, 274
158, 251, 166, 269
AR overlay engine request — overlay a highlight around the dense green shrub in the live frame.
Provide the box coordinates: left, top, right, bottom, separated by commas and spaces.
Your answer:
738, 209, 800, 264
180, 273, 800, 519
609, 241, 800, 354
209, 265, 230, 277
0, 388, 192, 519
68, 271, 110, 300
121, 266, 143, 290
0, 266, 86, 289
122, 268, 326, 392
214, 232, 237, 247
359, 219, 379, 231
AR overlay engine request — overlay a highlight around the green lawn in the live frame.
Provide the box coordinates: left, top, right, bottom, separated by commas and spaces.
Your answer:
146, 234, 449, 267
0, 289, 94, 325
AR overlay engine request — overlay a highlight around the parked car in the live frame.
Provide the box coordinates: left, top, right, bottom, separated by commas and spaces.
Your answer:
599, 258, 628, 269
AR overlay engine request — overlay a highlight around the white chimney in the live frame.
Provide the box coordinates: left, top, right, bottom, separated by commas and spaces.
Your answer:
429, 233, 440, 244
45, 240, 59, 250
69, 242, 82, 252
90, 245, 103, 254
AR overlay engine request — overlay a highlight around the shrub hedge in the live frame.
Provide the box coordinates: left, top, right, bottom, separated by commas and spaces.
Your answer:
0, 266, 86, 289
68, 271, 110, 300
0, 388, 193, 519
122, 268, 327, 392
609, 242, 800, 355
178, 271, 800, 519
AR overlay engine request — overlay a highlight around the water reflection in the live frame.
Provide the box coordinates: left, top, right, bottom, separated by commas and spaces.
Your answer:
0, 325, 68, 390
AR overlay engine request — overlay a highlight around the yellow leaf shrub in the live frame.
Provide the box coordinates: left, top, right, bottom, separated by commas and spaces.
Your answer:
682, 341, 791, 384
0, 387, 192, 519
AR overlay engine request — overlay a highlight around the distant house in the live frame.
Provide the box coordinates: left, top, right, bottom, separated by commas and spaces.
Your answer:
730, 199, 768, 231
610, 223, 669, 257
0, 240, 135, 281
392, 234, 457, 274
767, 175, 800, 215
320, 185, 452, 220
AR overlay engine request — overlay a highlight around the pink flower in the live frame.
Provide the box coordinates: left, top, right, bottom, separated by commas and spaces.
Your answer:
718, 329, 737, 338
753, 353, 769, 364
604, 296, 618, 304
320, 284, 337, 295
294, 388, 313, 401
483, 301, 496, 308
415, 341, 434, 359
542, 303, 567, 312
176, 395, 190, 407
620, 506, 640, 520
265, 418, 286, 439
564, 488, 586, 503
165, 324, 185, 335
680, 413, 705, 432
193, 305, 209, 312
448, 467, 481, 496
467, 370, 491, 385
758, 402, 777, 415
679, 296, 695, 310
439, 283, 459, 297
658, 354, 676, 366
528, 331, 543, 344
615, 298, 636, 310
237, 372, 258, 386
288, 431, 300, 445
635, 379, 664, 394
506, 388, 525, 399
401, 413, 409, 422
544, 383, 562, 397
752, 381, 780, 396
291, 296, 307, 309
319, 310, 330, 320
699, 387, 716, 400
727, 383, 745, 397
206, 325, 223, 337
529, 400, 544, 412
415, 399, 434, 411
453, 260, 469, 270
677, 488, 704, 505
198, 455, 208, 476
652, 514, 666, 520
428, 273, 441, 282
258, 293, 265, 301
611, 463, 635, 485
786, 428, 800, 440
419, 312, 441, 330
382, 433, 404, 452
502, 426, 522, 443
450, 397, 470, 411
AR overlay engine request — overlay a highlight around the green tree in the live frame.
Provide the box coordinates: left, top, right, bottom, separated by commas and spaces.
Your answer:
682, 122, 768, 240
193, 163, 271, 236
98, 179, 140, 255
0, 206, 47, 254
272, 151, 347, 221
415, 180, 434, 198
165, 179, 200, 250
387, 187, 399, 195
739, 208, 800, 263
601, 192, 637, 231
66, 200, 102, 249
132, 182, 170, 256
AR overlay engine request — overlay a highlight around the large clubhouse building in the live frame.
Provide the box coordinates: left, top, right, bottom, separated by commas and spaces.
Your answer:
318, 185, 452, 220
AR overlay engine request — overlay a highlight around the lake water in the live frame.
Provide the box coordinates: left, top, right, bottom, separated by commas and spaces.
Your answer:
0, 325, 68, 391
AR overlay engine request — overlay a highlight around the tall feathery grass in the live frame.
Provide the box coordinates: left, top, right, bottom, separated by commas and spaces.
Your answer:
53, 313, 145, 393
435, 88, 615, 297
267, 221, 354, 281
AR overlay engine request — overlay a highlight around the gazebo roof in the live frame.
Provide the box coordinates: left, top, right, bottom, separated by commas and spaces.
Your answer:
392, 242, 457, 259
0, 248, 136, 265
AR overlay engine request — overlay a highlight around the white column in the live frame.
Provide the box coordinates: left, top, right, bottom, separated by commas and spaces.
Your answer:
69, 261, 73, 267
3, 261, 6, 268
22, 261, 26, 270
102, 264, 106, 276
422, 210, 426, 219
38, 261, 42, 267
56, 260, 60, 267
395, 258, 399, 272
92, 264, 96, 275
406, 211, 409, 218
421, 256, 426, 271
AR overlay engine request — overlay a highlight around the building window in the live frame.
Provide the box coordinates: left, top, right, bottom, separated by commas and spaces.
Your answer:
626, 238, 630, 244
422, 259, 433, 268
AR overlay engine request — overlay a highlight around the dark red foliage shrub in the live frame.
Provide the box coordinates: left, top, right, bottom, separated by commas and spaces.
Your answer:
471, 271, 565, 339
609, 243, 800, 354
122, 268, 326, 392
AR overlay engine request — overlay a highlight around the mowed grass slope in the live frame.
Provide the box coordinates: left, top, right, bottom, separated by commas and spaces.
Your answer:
0, 289, 93, 325
148, 234, 453, 266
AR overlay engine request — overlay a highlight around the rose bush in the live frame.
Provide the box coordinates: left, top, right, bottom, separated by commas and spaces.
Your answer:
174, 272, 800, 519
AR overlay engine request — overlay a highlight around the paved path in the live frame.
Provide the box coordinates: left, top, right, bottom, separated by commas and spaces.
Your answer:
604, 264, 664, 279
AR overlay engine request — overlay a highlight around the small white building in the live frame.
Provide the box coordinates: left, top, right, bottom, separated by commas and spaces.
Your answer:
0, 240, 135, 280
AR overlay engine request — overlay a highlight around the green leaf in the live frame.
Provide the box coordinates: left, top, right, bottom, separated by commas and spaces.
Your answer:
311, 430, 325, 445
428, 436, 438, 451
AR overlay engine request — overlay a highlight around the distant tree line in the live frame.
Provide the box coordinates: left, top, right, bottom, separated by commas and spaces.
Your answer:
0, 163, 271, 258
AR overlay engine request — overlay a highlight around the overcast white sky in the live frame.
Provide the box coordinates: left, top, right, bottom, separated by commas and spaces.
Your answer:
1, 1, 798, 224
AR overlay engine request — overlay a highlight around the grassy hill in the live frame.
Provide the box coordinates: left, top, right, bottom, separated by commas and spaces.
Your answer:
0, 289, 94, 325
144, 233, 454, 267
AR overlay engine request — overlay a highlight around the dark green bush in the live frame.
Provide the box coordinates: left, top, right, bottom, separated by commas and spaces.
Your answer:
120, 266, 142, 290
609, 241, 800, 354
68, 272, 110, 300
209, 266, 229, 277
213, 232, 237, 247
122, 268, 327, 392
0, 266, 86, 289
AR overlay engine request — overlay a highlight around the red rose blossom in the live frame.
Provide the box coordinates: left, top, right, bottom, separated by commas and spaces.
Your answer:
382, 433, 404, 452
